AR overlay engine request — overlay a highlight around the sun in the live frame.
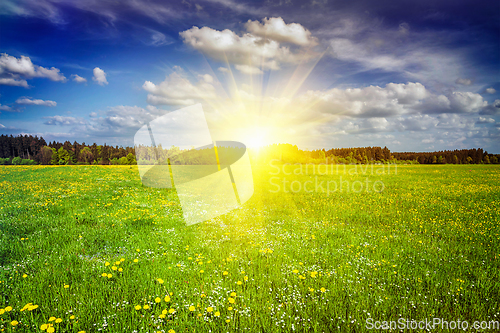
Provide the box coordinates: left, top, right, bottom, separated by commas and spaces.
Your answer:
241, 126, 270, 148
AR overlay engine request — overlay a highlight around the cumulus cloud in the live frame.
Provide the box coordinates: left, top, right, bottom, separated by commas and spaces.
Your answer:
0, 53, 66, 87
298, 82, 428, 117
479, 99, 500, 115
15, 97, 57, 107
92, 67, 108, 85
298, 82, 489, 117
455, 77, 472, 86
71, 74, 87, 83
235, 64, 263, 75
179, 17, 317, 74
245, 17, 317, 46
0, 77, 29, 87
486, 88, 496, 94
218, 67, 229, 73
44, 116, 86, 126
477, 117, 495, 124
143, 71, 216, 105
0, 104, 13, 111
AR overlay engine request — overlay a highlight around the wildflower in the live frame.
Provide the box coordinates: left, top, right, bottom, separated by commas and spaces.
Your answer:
223, 271, 228, 276
70, 315, 75, 319
168, 329, 175, 333
189, 305, 195, 311
320, 287, 326, 292
5, 306, 12, 312
143, 304, 150, 310
22, 274, 27, 278
112, 266, 117, 271
78, 331, 86, 333
101, 273, 107, 277
64, 284, 69, 288
135, 305, 141, 310
199, 270, 204, 273
165, 295, 171, 302
55, 318, 62, 323
168, 308, 175, 314
105, 262, 110, 266
228, 307, 233, 311
226, 319, 231, 323
107, 273, 112, 278
157, 278, 164, 284
133, 259, 138, 263
48, 316, 56, 321
41, 324, 48, 330
159, 314, 166, 319
292, 269, 299, 274
155, 297, 161, 303
207, 307, 213, 313
244, 276, 248, 281
228, 297, 235, 304
118, 268, 123, 272
237, 281, 242, 285
11, 320, 18, 326
115, 261, 120, 265
47, 327, 55, 333
230, 292, 236, 297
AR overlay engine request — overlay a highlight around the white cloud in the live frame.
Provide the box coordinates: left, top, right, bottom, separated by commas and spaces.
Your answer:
235, 64, 263, 75
477, 117, 495, 124
486, 88, 496, 94
0, 77, 29, 87
44, 116, 86, 126
92, 67, 108, 85
479, 99, 500, 115
245, 17, 317, 46
455, 77, 472, 85
0, 123, 4, 128
15, 97, 57, 107
0, 53, 66, 87
218, 67, 229, 73
71, 74, 87, 83
299, 82, 488, 117
299, 82, 428, 117
0, 104, 13, 111
143, 71, 216, 105
179, 17, 317, 74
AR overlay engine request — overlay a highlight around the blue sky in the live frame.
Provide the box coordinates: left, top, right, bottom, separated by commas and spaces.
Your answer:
0, 0, 499, 152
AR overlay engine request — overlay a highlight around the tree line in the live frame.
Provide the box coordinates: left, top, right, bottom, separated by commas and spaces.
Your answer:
0, 134, 498, 165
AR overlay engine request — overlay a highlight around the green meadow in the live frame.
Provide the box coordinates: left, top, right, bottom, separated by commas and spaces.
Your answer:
0, 164, 499, 332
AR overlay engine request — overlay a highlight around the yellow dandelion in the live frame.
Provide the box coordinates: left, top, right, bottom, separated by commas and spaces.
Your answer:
64, 284, 69, 288
157, 278, 164, 284
292, 269, 299, 274
168, 329, 175, 333
11, 320, 19, 326
168, 308, 175, 314
5, 306, 13, 311
244, 276, 248, 281
228, 307, 233, 311
189, 305, 195, 311
135, 305, 141, 310
320, 287, 326, 292
223, 271, 228, 276
143, 304, 150, 310
226, 319, 231, 323
214, 311, 220, 317
111, 266, 117, 271
118, 267, 123, 272
237, 281, 242, 285
133, 259, 138, 263
55, 318, 62, 323
105, 262, 110, 266
48, 316, 56, 322
22, 274, 27, 278
230, 292, 236, 297
207, 307, 213, 313
70, 315, 75, 319
159, 314, 166, 319
115, 261, 120, 265
155, 297, 161, 303
164, 295, 171, 302
107, 273, 112, 278
228, 297, 235, 304
41, 324, 48, 330
47, 327, 55, 333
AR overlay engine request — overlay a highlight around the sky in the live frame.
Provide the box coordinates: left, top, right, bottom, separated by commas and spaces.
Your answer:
0, 0, 499, 152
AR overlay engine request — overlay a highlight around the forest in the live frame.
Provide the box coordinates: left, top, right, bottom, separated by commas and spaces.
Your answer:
0, 134, 498, 165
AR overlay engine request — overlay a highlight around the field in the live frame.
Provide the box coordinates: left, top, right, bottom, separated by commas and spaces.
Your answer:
0, 164, 499, 332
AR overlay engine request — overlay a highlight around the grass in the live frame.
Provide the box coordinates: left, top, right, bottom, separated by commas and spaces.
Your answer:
0, 164, 499, 332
